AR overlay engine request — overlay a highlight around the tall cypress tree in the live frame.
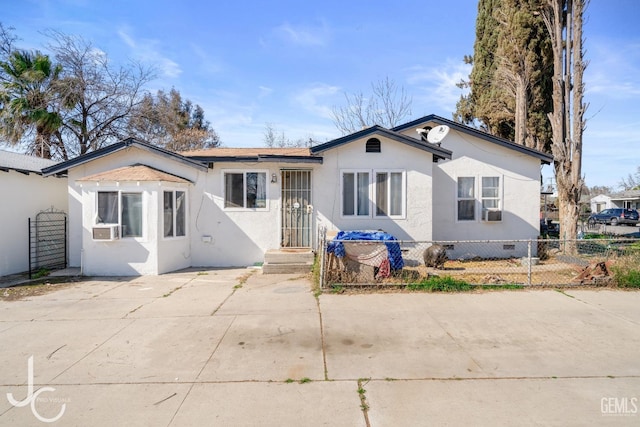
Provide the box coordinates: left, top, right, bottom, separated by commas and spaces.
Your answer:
455, 0, 553, 152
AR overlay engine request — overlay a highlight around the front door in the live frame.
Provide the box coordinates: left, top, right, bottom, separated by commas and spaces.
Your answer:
281, 170, 312, 247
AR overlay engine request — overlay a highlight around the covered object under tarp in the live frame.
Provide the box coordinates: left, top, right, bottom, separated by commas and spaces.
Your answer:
327, 230, 404, 270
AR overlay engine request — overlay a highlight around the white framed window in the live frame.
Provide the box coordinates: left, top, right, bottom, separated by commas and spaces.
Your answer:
457, 177, 476, 221
163, 190, 187, 238
481, 176, 501, 217
374, 171, 405, 217
96, 191, 143, 238
341, 169, 406, 218
223, 171, 267, 210
342, 170, 370, 216
456, 176, 503, 222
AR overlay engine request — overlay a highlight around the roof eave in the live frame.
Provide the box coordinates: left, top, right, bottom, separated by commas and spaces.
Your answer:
393, 114, 553, 165
41, 139, 208, 176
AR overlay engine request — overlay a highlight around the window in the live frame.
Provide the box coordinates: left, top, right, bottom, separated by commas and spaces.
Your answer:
121, 193, 142, 237
375, 172, 403, 216
224, 172, 267, 209
342, 171, 369, 216
164, 190, 186, 238
342, 170, 405, 218
481, 176, 501, 213
96, 191, 142, 238
457, 177, 475, 221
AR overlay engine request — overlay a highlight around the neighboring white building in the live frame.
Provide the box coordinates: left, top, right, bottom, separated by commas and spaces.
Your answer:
590, 190, 640, 213
0, 150, 68, 276
42, 115, 553, 276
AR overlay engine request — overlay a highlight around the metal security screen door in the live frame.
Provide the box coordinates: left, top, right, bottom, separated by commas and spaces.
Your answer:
281, 170, 312, 247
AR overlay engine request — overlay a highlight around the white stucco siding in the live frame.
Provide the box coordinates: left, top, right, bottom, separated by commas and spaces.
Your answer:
0, 171, 68, 276
68, 147, 202, 275
189, 163, 295, 267
432, 129, 541, 246
313, 137, 433, 242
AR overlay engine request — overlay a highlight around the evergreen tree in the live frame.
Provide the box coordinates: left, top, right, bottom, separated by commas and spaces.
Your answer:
455, 0, 553, 152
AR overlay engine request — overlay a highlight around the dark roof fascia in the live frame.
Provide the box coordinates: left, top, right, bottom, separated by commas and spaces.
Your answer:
310, 125, 452, 161
393, 114, 554, 165
41, 138, 208, 176
187, 155, 323, 165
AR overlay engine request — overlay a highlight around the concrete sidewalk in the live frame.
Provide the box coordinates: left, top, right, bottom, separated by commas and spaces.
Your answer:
0, 269, 638, 426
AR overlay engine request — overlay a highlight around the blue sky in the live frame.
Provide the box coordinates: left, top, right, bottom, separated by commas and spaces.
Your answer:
3, 0, 639, 189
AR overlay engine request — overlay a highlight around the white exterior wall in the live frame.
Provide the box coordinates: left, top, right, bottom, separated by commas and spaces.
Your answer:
313, 137, 433, 241
68, 148, 200, 275
0, 171, 67, 276
431, 130, 541, 258
590, 195, 612, 213
189, 162, 295, 267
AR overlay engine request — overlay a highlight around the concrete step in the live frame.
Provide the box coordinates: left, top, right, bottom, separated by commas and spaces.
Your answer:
264, 249, 314, 265
262, 262, 314, 274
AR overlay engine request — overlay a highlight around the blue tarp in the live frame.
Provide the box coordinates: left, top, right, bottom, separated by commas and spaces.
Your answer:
327, 230, 404, 270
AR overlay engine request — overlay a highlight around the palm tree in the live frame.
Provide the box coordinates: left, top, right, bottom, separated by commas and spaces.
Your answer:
0, 50, 64, 159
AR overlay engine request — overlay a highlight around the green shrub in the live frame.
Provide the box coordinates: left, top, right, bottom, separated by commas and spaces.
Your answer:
612, 254, 640, 288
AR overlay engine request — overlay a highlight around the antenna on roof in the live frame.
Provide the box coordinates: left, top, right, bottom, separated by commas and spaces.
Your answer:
426, 125, 450, 145
416, 126, 432, 142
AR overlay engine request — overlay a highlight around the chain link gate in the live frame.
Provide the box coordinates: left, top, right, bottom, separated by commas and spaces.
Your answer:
28, 208, 67, 279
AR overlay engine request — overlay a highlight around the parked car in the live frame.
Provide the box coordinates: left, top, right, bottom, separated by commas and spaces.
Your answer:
587, 208, 639, 226
540, 218, 560, 237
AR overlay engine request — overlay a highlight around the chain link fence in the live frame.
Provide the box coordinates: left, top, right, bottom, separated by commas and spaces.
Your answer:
318, 228, 640, 288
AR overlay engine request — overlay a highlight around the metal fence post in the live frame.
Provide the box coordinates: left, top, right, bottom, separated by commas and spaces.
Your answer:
28, 218, 32, 279
318, 226, 326, 289
527, 239, 532, 286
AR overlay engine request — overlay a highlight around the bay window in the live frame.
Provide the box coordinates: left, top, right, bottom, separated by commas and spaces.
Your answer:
164, 190, 186, 238
96, 191, 143, 238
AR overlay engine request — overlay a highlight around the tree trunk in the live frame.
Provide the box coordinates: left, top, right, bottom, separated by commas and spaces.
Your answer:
543, 0, 587, 253
514, 76, 528, 146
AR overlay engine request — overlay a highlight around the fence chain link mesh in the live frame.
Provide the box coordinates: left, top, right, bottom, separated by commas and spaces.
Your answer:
319, 232, 640, 288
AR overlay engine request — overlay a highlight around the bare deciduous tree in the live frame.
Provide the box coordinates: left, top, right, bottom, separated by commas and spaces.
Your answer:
47, 31, 155, 158
619, 166, 640, 191
542, 0, 589, 243
263, 123, 313, 148
331, 77, 411, 134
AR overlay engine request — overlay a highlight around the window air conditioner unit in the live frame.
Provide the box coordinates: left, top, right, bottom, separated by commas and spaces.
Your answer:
92, 224, 120, 240
483, 209, 502, 222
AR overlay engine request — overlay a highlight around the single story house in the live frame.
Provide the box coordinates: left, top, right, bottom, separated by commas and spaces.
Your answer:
590, 190, 640, 213
0, 150, 68, 276
42, 114, 553, 276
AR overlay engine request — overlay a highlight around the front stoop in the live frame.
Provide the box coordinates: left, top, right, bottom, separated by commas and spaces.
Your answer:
262, 249, 314, 274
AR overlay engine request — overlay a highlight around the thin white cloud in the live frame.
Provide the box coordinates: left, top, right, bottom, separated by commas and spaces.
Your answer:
117, 27, 181, 78
406, 60, 471, 113
292, 83, 341, 119
258, 86, 274, 98
273, 21, 330, 47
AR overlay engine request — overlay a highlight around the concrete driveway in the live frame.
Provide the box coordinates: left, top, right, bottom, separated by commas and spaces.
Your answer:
0, 269, 639, 426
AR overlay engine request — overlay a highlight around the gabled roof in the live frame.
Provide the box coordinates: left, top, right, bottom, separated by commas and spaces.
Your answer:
182, 147, 323, 164
0, 149, 60, 175
41, 138, 208, 176
310, 125, 452, 161
610, 189, 640, 201
392, 114, 554, 165
77, 164, 192, 184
